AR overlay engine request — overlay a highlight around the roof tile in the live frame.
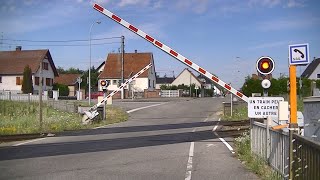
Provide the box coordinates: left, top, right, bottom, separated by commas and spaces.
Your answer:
0, 49, 58, 76
99, 53, 153, 79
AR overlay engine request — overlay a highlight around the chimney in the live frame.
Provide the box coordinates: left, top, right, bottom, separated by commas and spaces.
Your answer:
135, 50, 137, 53
16, 46, 22, 51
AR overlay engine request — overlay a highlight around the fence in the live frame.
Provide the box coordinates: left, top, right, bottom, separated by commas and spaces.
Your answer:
0, 92, 78, 113
251, 121, 320, 179
0, 92, 48, 102
292, 134, 320, 179
251, 121, 289, 178
160, 90, 180, 97
46, 99, 78, 113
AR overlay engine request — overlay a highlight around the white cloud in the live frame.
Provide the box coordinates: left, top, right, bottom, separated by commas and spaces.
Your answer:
118, 0, 150, 7
0, 2, 86, 35
176, 0, 210, 14
247, 41, 291, 50
257, 17, 320, 31
248, 0, 281, 8
94, 22, 164, 41
153, 1, 162, 9
194, 0, 209, 14
286, 0, 305, 8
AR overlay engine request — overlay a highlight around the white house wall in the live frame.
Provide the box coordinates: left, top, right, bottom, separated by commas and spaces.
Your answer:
171, 70, 202, 87
309, 64, 320, 80
133, 78, 149, 91
98, 78, 150, 92
0, 75, 22, 92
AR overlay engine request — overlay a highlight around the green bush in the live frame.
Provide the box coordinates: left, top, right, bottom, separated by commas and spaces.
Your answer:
53, 83, 69, 96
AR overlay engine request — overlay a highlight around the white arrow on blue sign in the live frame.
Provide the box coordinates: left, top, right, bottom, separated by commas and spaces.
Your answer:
289, 43, 309, 65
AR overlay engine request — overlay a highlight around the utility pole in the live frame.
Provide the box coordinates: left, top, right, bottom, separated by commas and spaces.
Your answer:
230, 87, 233, 116
121, 36, 125, 99
39, 60, 43, 133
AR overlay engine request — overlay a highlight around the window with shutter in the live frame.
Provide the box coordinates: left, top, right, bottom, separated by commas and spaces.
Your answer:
16, 77, 21, 85
46, 78, 51, 86
35, 77, 39, 85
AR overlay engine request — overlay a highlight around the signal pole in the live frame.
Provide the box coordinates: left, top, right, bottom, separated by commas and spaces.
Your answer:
121, 36, 125, 99
289, 65, 298, 179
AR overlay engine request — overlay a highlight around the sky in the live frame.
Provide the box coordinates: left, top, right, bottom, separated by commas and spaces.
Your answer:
0, 0, 319, 89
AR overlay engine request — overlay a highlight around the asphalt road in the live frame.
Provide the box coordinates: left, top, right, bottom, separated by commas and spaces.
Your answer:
0, 97, 259, 180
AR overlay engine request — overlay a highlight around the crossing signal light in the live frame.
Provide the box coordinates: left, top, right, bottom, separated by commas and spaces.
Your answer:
100, 80, 109, 91
256, 56, 275, 75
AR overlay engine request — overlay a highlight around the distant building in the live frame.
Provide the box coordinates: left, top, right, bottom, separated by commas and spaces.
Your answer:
98, 52, 156, 93
301, 58, 320, 80
171, 68, 202, 88
0, 47, 58, 94
54, 74, 81, 96
156, 74, 175, 89
197, 74, 222, 95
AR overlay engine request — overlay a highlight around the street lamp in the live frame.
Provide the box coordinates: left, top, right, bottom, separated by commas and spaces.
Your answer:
89, 20, 101, 105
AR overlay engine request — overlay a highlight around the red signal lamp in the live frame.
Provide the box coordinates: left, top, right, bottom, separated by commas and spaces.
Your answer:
256, 56, 275, 75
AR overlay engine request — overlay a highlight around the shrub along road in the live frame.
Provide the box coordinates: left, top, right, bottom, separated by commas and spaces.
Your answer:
0, 97, 258, 180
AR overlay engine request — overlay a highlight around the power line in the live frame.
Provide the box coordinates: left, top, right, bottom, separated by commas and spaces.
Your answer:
2, 36, 122, 43
1, 42, 120, 47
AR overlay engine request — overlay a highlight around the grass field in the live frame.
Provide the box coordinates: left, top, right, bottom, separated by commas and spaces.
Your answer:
0, 100, 128, 135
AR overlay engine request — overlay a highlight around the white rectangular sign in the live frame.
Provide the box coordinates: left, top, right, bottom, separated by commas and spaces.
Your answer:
289, 43, 309, 65
248, 97, 284, 118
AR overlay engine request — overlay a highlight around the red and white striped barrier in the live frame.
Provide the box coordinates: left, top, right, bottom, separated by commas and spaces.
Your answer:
93, 3, 248, 103
83, 63, 152, 122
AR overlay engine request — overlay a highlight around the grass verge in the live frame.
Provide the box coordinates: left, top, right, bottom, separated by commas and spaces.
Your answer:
222, 103, 248, 121
235, 132, 282, 180
0, 100, 128, 135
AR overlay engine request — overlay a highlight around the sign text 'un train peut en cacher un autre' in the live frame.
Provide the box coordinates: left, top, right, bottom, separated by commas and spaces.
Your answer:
248, 97, 284, 118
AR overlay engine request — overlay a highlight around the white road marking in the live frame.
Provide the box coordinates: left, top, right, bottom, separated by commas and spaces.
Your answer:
214, 132, 235, 154
126, 103, 166, 113
212, 117, 221, 131
95, 103, 166, 129
13, 138, 46, 147
185, 141, 195, 180
212, 118, 235, 154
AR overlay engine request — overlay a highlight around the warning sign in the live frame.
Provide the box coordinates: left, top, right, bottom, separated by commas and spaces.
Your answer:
248, 97, 284, 118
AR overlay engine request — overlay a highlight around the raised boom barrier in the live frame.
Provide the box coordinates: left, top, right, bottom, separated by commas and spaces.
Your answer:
93, 3, 248, 103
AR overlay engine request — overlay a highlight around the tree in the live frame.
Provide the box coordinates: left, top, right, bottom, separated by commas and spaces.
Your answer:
21, 65, 33, 94
316, 79, 320, 89
240, 76, 263, 96
81, 66, 99, 92
57, 66, 83, 74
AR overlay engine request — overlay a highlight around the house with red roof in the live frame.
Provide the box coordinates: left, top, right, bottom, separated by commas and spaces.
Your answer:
54, 74, 81, 96
0, 47, 58, 94
98, 52, 156, 95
